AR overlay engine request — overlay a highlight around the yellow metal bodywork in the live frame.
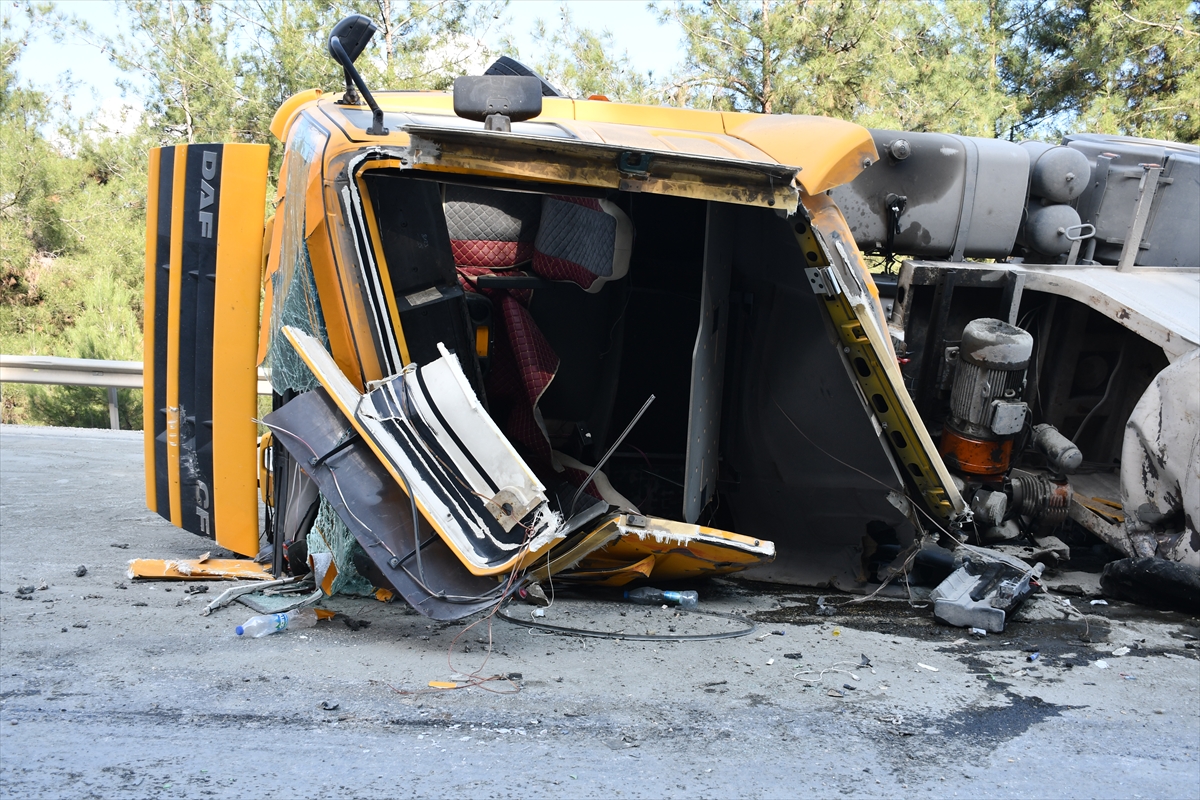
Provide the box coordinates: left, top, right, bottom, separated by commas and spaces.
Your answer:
557, 555, 657, 587
283, 325, 562, 577
585, 516, 776, 581
210, 145, 271, 556
142, 148, 162, 513
269, 88, 325, 142
164, 147, 188, 528
127, 558, 272, 581
143, 143, 270, 557
272, 90, 877, 212
796, 196, 966, 522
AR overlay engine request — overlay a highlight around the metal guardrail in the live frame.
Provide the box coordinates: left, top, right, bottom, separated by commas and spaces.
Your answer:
0, 355, 271, 431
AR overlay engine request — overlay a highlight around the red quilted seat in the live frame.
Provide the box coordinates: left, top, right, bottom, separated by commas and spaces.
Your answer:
531, 196, 633, 291
444, 185, 540, 268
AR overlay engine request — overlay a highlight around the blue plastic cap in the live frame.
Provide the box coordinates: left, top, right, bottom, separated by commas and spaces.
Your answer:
235, 626, 244, 636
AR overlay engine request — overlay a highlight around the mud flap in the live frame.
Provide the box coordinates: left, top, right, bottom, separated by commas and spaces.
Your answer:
143, 143, 270, 556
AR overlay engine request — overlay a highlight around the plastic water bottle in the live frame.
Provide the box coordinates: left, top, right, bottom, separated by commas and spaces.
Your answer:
624, 587, 698, 609
235, 608, 319, 638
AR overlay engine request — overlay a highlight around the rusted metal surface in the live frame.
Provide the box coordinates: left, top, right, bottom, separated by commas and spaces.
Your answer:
938, 427, 1012, 477
1119, 348, 1200, 567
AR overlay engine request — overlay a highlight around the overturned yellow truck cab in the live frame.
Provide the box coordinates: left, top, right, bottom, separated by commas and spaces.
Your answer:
148, 15, 1200, 627
143, 50, 975, 617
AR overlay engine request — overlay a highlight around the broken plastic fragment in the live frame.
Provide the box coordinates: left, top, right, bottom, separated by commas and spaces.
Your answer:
1112, 646, 1130, 656
917, 663, 939, 672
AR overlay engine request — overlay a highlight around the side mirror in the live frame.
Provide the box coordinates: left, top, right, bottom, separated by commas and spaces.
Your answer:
327, 14, 387, 136
452, 76, 543, 133
328, 14, 378, 63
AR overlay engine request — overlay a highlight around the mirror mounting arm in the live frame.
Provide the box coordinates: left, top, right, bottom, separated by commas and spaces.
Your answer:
329, 37, 388, 136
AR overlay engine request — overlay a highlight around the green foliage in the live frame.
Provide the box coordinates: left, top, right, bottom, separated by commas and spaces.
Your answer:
522, 6, 659, 103
1014, 0, 1200, 141
1, 9, 148, 428
1, 0, 1195, 431
656, 0, 1027, 135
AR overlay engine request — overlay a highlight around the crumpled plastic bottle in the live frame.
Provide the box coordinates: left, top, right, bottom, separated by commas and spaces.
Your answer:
235, 608, 319, 638
623, 586, 698, 609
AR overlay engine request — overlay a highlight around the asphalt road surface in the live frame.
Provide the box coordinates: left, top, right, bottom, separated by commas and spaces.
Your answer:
1, 425, 1198, 799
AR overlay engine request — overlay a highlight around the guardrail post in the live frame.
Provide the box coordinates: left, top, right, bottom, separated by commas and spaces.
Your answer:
108, 387, 120, 430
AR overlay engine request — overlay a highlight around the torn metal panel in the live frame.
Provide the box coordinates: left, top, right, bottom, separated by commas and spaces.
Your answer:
684, 201, 734, 523
263, 387, 503, 620
724, 205, 924, 588
283, 326, 565, 576
593, 514, 775, 581
930, 557, 1044, 633
897, 260, 1200, 362
1120, 347, 1200, 567
399, 124, 799, 210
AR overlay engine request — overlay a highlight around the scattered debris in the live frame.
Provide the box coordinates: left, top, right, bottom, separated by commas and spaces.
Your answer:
319, 700, 340, 710
15, 585, 34, 595
1095, 660, 1110, 669
826, 688, 844, 698
72, 621, 88, 629
1090, 599, 1108, 606
1112, 646, 1130, 657
110, 543, 130, 549
183, 585, 209, 595
341, 616, 372, 631
917, 663, 939, 672
930, 550, 1043, 633
783, 653, 803, 660
74, 565, 87, 577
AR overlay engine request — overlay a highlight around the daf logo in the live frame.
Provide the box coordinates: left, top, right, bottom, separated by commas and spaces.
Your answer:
199, 150, 218, 238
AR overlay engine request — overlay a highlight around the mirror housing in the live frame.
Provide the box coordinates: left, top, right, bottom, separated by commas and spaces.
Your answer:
452, 76, 543, 133
328, 14, 378, 63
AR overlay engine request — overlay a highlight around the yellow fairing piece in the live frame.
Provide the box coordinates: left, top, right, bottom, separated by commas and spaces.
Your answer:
270, 88, 324, 142
165, 147, 188, 527
558, 555, 657, 587
142, 148, 162, 512
143, 143, 269, 557
586, 515, 775, 581
722, 113, 879, 195
211, 145, 271, 557
127, 558, 272, 581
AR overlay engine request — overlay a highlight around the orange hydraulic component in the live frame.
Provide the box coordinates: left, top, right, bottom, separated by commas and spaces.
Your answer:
938, 427, 1013, 477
